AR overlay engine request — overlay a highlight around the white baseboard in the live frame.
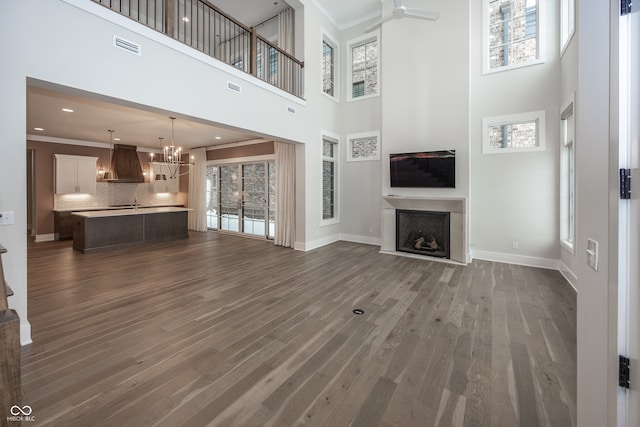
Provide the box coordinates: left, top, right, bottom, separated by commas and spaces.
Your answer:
558, 261, 578, 292
339, 234, 381, 246
21, 321, 32, 346
470, 250, 560, 270
34, 233, 55, 242
294, 234, 340, 251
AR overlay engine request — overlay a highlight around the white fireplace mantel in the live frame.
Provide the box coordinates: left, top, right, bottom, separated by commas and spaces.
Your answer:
381, 195, 468, 264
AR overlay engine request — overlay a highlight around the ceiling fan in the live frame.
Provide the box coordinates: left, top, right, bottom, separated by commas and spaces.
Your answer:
365, 0, 439, 33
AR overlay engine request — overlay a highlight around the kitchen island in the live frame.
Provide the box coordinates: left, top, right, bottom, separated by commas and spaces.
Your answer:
72, 207, 189, 252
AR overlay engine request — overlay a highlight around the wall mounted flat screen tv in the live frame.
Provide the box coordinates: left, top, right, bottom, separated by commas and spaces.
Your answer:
390, 150, 455, 188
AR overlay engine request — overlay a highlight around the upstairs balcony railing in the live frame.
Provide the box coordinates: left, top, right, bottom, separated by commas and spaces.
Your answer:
92, 0, 304, 98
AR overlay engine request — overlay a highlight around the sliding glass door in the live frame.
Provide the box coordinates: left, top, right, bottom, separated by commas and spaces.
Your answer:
206, 161, 275, 239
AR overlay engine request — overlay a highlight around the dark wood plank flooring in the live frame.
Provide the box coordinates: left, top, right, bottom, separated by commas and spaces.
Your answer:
22, 232, 576, 426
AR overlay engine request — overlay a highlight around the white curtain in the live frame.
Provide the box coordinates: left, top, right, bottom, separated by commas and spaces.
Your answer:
275, 142, 296, 248
278, 8, 294, 55
278, 8, 294, 93
188, 147, 208, 232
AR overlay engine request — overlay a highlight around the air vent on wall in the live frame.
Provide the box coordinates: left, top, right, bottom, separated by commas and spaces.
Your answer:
287, 106, 296, 114
113, 35, 141, 55
227, 81, 242, 93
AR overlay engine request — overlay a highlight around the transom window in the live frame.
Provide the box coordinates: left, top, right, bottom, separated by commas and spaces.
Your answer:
485, 0, 539, 72
347, 34, 379, 101
482, 111, 546, 153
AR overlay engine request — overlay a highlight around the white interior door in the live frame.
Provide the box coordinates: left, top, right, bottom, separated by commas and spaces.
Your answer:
628, 5, 640, 425
620, 4, 640, 426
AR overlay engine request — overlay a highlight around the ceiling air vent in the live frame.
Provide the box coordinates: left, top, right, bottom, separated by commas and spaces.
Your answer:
227, 81, 242, 93
113, 35, 141, 55
287, 106, 296, 114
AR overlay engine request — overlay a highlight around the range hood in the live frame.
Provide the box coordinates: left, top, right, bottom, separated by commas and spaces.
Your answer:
107, 144, 144, 183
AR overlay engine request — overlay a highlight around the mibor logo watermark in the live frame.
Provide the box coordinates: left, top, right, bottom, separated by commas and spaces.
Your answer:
7, 405, 35, 423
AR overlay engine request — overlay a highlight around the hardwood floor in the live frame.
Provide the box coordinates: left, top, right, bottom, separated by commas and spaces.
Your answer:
22, 232, 576, 426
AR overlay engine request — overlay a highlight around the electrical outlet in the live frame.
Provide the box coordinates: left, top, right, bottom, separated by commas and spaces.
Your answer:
0, 211, 14, 225
586, 238, 599, 271
512, 242, 519, 250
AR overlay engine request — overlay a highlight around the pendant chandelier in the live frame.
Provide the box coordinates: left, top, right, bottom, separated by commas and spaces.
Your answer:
150, 117, 194, 180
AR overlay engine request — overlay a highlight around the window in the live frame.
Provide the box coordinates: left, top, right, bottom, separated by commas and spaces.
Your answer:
206, 165, 218, 229
482, 111, 546, 154
347, 33, 379, 101
560, 97, 575, 251
484, 0, 540, 72
560, 0, 575, 53
322, 39, 336, 97
347, 131, 380, 162
322, 137, 338, 221
206, 161, 275, 239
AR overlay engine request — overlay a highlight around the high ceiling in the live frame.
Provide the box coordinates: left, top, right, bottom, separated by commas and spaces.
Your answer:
26, 1, 382, 151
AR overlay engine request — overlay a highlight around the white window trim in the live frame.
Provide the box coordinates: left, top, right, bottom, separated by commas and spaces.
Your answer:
346, 131, 380, 162
321, 131, 340, 226
321, 28, 340, 102
346, 31, 380, 102
559, 93, 575, 253
482, 110, 546, 154
560, 0, 575, 56
482, 0, 545, 75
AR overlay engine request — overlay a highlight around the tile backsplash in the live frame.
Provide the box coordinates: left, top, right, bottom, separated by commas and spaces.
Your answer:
55, 183, 186, 210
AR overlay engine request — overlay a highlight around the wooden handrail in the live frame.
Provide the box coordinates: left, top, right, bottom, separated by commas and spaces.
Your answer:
256, 34, 304, 67
200, 0, 251, 33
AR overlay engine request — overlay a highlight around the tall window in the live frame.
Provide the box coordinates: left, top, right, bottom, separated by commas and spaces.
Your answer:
322, 39, 335, 97
560, 0, 575, 53
485, 0, 539, 72
347, 34, 379, 101
322, 138, 338, 221
560, 99, 575, 250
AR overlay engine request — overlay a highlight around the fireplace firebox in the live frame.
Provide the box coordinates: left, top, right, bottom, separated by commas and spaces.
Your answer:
396, 209, 450, 259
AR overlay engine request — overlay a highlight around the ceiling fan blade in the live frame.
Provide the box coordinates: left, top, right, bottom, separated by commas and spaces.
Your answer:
365, 12, 394, 33
403, 8, 440, 20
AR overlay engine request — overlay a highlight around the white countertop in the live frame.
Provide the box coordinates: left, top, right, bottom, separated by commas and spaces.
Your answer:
54, 204, 183, 213
72, 206, 190, 218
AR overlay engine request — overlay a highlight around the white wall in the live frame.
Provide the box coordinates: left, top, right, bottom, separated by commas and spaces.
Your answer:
0, 0, 342, 342
380, 0, 470, 252
338, 20, 383, 245
294, 0, 344, 250
469, 0, 561, 267
574, 1, 619, 425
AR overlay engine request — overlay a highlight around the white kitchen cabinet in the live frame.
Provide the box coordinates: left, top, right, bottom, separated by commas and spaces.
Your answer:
151, 162, 180, 193
55, 154, 98, 194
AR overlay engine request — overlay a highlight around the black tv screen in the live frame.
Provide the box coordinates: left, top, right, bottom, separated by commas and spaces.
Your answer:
390, 150, 455, 188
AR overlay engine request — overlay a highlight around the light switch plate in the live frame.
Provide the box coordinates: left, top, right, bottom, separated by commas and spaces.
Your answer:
0, 211, 14, 226
587, 238, 598, 271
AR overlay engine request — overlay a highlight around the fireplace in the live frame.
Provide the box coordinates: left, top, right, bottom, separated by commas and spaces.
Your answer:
396, 209, 450, 259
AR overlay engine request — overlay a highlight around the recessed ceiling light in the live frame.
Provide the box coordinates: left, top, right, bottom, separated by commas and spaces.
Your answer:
215, 136, 222, 140
182, 16, 189, 22
62, 108, 74, 113
34, 127, 44, 131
